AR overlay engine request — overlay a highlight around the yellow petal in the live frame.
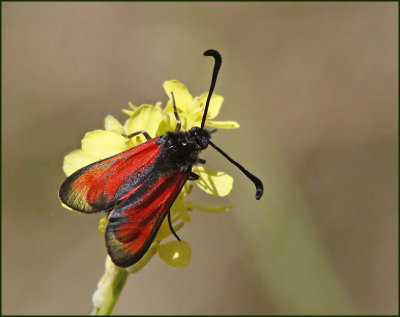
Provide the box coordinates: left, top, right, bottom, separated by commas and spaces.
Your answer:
194, 166, 234, 196
163, 80, 193, 113
125, 104, 168, 140
171, 192, 190, 222
81, 130, 127, 159
155, 219, 184, 242
186, 201, 232, 213
122, 109, 134, 116
198, 92, 224, 119
206, 120, 240, 129
157, 241, 191, 267
104, 115, 124, 134
185, 97, 206, 127
155, 115, 172, 136
60, 201, 75, 212
164, 108, 194, 131
62, 149, 99, 176
127, 101, 136, 110
154, 101, 163, 110
126, 245, 157, 274
184, 182, 193, 195
98, 216, 107, 237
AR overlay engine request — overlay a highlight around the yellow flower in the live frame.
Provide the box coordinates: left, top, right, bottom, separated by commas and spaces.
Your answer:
63, 80, 238, 269
162, 80, 240, 130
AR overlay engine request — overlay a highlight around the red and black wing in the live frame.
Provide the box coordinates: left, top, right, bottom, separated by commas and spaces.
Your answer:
105, 170, 189, 267
59, 138, 162, 213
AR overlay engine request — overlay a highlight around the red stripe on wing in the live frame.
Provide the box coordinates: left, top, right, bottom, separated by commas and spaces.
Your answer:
105, 171, 188, 267
60, 138, 162, 213
119, 184, 141, 201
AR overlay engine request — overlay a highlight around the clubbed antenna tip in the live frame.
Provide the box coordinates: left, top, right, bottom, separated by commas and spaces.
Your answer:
201, 49, 222, 130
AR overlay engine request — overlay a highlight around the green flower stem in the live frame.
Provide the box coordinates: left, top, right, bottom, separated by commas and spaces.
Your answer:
91, 258, 129, 315
90, 248, 157, 315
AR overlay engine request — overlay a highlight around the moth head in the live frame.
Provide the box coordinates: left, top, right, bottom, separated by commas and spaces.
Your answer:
189, 126, 210, 150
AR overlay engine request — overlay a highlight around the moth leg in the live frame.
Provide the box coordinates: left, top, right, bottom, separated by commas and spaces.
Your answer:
198, 158, 206, 164
122, 130, 152, 141
171, 91, 181, 133
188, 172, 200, 181
168, 209, 181, 241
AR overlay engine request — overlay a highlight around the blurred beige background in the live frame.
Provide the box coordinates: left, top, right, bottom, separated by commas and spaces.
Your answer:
2, 2, 398, 315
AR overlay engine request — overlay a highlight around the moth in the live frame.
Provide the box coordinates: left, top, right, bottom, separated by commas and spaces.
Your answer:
59, 49, 263, 267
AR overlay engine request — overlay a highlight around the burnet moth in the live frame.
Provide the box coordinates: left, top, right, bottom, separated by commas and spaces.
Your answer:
59, 49, 263, 267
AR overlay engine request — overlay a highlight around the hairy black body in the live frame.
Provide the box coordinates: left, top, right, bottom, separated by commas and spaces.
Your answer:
156, 127, 210, 173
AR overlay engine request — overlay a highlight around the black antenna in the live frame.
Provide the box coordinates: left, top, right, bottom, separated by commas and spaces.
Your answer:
208, 140, 263, 200
171, 91, 181, 133
201, 49, 222, 130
